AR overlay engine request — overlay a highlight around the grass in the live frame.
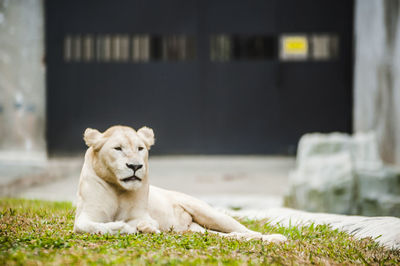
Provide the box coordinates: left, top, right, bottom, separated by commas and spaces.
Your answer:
0, 199, 399, 265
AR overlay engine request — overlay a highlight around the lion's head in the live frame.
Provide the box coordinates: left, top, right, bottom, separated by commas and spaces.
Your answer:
83, 125, 155, 191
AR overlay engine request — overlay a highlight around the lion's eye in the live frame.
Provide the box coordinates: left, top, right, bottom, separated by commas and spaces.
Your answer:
138, 147, 144, 151
114, 147, 122, 151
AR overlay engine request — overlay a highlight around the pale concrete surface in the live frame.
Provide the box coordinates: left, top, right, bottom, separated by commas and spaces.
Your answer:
0, 161, 45, 186
10, 155, 295, 210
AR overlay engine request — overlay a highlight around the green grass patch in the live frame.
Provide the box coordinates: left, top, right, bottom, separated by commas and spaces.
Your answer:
1, 198, 399, 265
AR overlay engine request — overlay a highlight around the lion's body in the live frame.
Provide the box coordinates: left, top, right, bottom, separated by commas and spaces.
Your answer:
148, 186, 196, 232
74, 125, 286, 243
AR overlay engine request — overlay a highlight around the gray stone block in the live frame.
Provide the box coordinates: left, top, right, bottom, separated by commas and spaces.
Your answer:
360, 195, 400, 217
357, 167, 400, 198
287, 152, 356, 214
285, 132, 400, 216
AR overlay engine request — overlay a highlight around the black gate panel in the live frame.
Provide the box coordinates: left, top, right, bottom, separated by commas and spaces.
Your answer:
46, 0, 353, 155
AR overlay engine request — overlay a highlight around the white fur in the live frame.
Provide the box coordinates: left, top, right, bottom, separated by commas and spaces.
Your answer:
74, 125, 287, 243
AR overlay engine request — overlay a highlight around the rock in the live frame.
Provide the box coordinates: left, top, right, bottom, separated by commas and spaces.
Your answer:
357, 167, 400, 198
351, 133, 383, 170
288, 152, 356, 214
357, 166, 400, 216
296, 132, 382, 170
359, 195, 400, 217
285, 132, 400, 216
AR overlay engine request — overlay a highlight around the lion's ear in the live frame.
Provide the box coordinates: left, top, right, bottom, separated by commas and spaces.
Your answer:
83, 128, 104, 150
137, 126, 155, 150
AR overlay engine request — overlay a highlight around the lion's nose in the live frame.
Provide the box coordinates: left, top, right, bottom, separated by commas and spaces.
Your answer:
126, 163, 143, 172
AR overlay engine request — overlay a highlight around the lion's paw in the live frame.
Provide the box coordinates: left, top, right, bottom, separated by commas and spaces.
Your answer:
261, 233, 287, 243
107, 221, 127, 231
136, 220, 160, 233
227, 232, 287, 243
96, 221, 136, 235
119, 223, 137, 234
94, 224, 113, 234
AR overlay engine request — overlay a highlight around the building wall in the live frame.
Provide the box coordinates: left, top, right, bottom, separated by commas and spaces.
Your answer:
0, 0, 46, 161
354, 0, 400, 165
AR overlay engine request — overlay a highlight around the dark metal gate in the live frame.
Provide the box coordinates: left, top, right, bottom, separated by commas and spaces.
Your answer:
46, 0, 354, 155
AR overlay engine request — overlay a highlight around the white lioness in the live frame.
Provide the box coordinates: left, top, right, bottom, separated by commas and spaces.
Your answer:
74, 125, 287, 243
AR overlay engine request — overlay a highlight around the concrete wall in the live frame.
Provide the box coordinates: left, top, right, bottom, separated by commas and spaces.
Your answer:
354, 0, 400, 165
0, 0, 46, 162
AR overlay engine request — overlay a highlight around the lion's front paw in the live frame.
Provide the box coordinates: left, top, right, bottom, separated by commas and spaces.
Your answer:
98, 221, 135, 235
107, 221, 127, 231
92, 221, 124, 234
93, 224, 113, 234
136, 220, 160, 233
119, 223, 137, 234
261, 233, 287, 243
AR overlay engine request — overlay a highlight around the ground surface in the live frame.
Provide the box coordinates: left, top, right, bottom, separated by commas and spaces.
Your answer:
10, 156, 294, 211
1, 199, 399, 265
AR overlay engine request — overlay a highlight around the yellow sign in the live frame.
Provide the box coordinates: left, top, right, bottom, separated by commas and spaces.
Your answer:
282, 36, 308, 57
